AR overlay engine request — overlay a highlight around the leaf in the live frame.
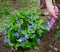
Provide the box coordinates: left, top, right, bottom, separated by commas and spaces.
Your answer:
34, 20, 39, 24
16, 12, 21, 18
9, 43, 14, 47
19, 19, 23, 25
28, 19, 33, 24
2, 7, 47, 49
17, 39, 22, 42
29, 34, 35, 38
36, 29, 43, 37
23, 41, 32, 48
34, 45, 39, 50
28, 28, 35, 33
21, 30, 28, 35
15, 42, 20, 50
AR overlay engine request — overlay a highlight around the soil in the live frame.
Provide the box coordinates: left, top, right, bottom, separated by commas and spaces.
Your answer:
0, 30, 60, 52
0, 1, 60, 52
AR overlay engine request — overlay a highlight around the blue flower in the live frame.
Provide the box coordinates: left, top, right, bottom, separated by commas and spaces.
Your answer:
32, 24, 36, 30
37, 39, 41, 44
25, 34, 28, 39
4, 38, 10, 44
16, 18, 18, 21
15, 18, 19, 23
17, 29, 21, 32
46, 21, 51, 27
6, 25, 10, 29
28, 25, 32, 30
2, 30, 6, 35
16, 20, 19, 23
14, 33, 20, 38
21, 37, 27, 41
21, 34, 28, 41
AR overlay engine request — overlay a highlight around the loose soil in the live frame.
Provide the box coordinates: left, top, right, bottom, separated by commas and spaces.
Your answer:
0, 1, 60, 52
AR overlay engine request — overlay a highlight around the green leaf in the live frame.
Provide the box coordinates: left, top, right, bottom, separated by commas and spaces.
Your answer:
17, 39, 22, 42
19, 19, 23, 25
34, 45, 39, 50
9, 43, 14, 47
23, 41, 32, 48
29, 34, 35, 38
2, 7, 47, 49
28, 28, 35, 33
36, 29, 43, 37
16, 12, 21, 18
28, 19, 33, 24
21, 30, 28, 35
15, 42, 20, 50
34, 20, 39, 24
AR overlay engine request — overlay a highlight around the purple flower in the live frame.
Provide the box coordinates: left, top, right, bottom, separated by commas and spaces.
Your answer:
14, 33, 20, 38
37, 39, 41, 44
46, 21, 51, 27
21, 34, 28, 41
17, 26, 22, 32
25, 34, 28, 39
2, 30, 6, 35
4, 38, 10, 44
21, 37, 27, 41
16, 18, 18, 21
6, 25, 10, 29
15, 18, 19, 23
28, 25, 32, 30
17, 29, 21, 32
16, 20, 19, 23
32, 24, 36, 30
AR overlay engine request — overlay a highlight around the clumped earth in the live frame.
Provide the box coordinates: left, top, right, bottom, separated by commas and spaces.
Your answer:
0, 30, 60, 52
0, 1, 60, 52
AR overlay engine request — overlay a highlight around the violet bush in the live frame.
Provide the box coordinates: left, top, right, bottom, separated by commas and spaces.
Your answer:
2, 7, 47, 50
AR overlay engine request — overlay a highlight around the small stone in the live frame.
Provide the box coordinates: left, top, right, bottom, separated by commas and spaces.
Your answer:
49, 45, 53, 48
50, 46, 53, 48
55, 43, 56, 45
49, 50, 51, 52
54, 47, 58, 51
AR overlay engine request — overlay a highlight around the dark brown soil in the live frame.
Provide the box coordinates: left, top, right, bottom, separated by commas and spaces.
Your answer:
0, 1, 60, 52
0, 30, 60, 52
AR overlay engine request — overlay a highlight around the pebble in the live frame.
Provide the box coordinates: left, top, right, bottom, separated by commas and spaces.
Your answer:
53, 47, 59, 51
49, 50, 51, 52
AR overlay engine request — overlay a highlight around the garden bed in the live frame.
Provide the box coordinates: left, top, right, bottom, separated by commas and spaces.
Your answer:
0, 15, 60, 52
0, 30, 60, 52
0, 1, 60, 52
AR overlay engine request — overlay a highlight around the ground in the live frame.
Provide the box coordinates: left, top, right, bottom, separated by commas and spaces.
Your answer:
0, 30, 60, 52
0, 1, 60, 52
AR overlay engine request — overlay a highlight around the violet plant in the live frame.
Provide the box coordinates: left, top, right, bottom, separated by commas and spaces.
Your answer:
2, 7, 47, 50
